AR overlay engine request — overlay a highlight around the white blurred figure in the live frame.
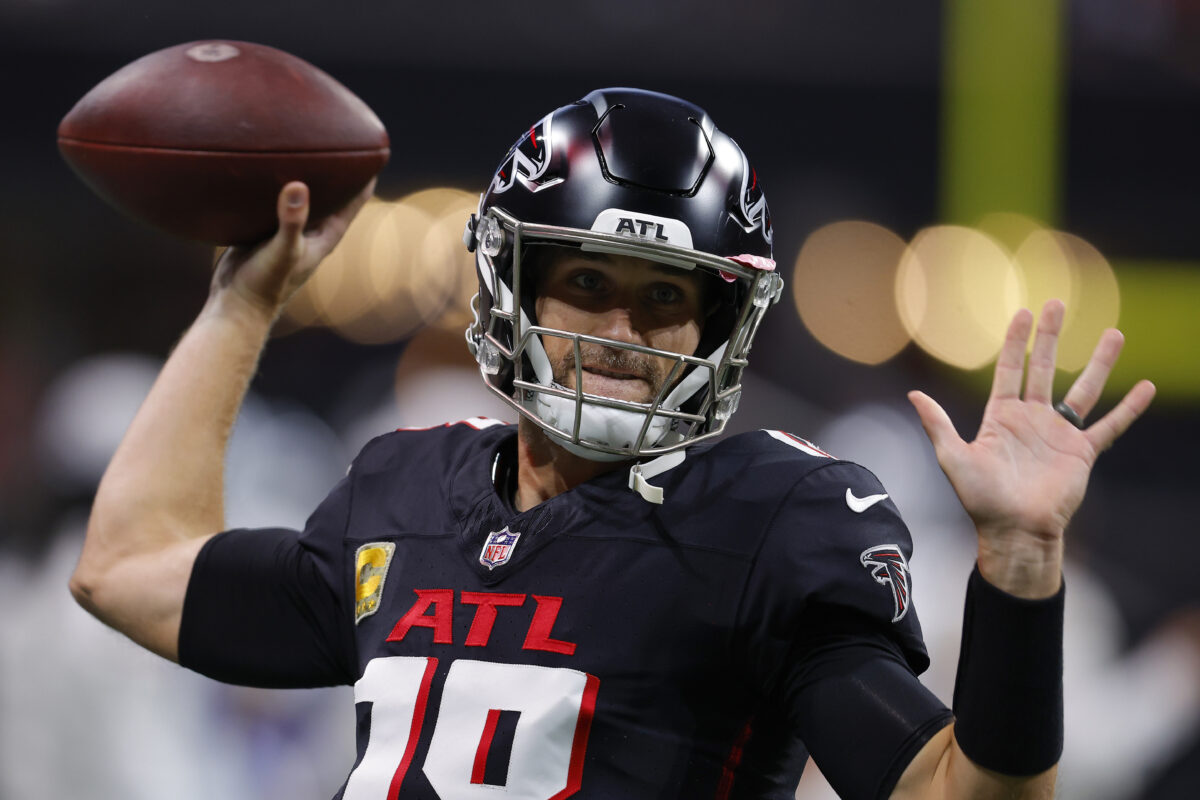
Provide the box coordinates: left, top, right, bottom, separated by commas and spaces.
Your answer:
219, 392, 358, 800
0, 510, 246, 800
2, 353, 356, 800
226, 393, 349, 530
794, 402, 1200, 800
1055, 579, 1200, 799
340, 326, 513, 454
4, 355, 237, 800
35, 354, 165, 494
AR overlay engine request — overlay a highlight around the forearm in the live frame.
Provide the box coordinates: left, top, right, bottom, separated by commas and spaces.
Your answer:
901, 301, 1153, 798
894, 724, 1056, 799
75, 290, 276, 591
946, 563, 1064, 797
68, 181, 370, 661
894, 565, 1064, 799
939, 728, 1057, 800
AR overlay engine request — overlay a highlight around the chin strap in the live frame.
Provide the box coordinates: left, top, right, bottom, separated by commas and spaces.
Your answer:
627, 450, 687, 504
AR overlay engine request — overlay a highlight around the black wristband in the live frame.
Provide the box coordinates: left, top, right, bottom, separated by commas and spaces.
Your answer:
951, 565, 1065, 776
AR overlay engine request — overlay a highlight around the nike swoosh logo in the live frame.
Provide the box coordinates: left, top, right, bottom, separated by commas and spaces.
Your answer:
846, 488, 889, 513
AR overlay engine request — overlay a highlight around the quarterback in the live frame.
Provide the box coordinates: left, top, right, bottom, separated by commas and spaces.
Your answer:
72, 89, 1155, 799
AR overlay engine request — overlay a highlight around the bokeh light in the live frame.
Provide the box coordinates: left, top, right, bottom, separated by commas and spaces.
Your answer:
976, 211, 1045, 253
1026, 231, 1119, 371
392, 325, 512, 429
792, 221, 911, 365
287, 197, 1119, 375
419, 191, 480, 334
282, 188, 479, 344
332, 193, 437, 344
283, 197, 391, 332
1010, 227, 1074, 317
896, 225, 1023, 369
34, 353, 161, 492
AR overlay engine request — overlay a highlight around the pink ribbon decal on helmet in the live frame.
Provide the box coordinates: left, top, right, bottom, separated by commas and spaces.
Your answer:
720, 253, 776, 282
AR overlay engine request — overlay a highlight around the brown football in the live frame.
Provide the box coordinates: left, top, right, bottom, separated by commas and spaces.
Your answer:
58, 40, 389, 245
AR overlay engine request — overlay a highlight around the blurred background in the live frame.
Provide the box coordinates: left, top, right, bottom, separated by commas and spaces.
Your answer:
1, 0, 1198, 798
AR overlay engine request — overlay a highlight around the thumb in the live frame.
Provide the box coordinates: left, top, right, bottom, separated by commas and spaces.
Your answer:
211, 182, 314, 313
908, 390, 963, 456
276, 181, 310, 254
255, 181, 311, 291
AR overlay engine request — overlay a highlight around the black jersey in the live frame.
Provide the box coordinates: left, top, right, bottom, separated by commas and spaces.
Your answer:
180, 419, 951, 800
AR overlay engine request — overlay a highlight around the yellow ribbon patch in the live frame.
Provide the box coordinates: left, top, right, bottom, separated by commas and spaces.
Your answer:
354, 542, 396, 624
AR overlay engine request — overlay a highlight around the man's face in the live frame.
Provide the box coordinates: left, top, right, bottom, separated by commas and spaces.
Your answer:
533, 250, 708, 405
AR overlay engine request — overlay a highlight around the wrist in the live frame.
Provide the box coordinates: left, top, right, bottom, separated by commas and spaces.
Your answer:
976, 529, 1064, 600
201, 284, 283, 333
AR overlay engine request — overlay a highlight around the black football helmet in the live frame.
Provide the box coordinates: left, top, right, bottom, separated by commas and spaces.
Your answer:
464, 88, 782, 461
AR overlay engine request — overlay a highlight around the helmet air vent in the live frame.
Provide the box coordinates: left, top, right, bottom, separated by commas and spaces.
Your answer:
592, 102, 714, 196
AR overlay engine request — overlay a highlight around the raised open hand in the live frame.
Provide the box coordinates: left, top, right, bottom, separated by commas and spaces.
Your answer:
908, 300, 1156, 597
211, 179, 375, 317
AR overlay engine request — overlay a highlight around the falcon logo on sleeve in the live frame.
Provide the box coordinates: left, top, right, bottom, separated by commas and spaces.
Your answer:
859, 544, 912, 623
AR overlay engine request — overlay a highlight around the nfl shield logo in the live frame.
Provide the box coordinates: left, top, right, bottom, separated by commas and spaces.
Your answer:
480, 526, 521, 570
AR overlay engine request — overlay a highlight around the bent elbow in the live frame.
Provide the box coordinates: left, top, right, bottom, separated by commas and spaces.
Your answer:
69, 566, 102, 615
72, 507, 139, 617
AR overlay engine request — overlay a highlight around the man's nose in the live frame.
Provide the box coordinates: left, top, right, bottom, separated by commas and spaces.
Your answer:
593, 303, 644, 345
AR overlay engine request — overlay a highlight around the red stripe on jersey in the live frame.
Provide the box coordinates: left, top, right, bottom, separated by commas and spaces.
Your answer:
462, 416, 508, 430
779, 431, 832, 457
763, 429, 833, 458
387, 657, 438, 800
471, 708, 504, 784
715, 719, 754, 800
549, 673, 600, 800
394, 417, 508, 432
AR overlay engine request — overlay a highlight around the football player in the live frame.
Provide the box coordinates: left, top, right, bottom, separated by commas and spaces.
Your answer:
72, 88, 1156, 799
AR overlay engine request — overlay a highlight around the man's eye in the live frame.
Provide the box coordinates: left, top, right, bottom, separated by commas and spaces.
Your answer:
571, 272, 604, 291
649, 284, 684, 305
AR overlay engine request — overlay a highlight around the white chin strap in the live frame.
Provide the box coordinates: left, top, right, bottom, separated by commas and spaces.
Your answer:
519, 331, 724, 462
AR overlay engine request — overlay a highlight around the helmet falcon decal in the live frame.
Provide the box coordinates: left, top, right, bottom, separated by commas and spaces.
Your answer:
490, 114, 563, 195
733, 160, 772, 243
464, 88, 783, 461
859, 544, 912, 623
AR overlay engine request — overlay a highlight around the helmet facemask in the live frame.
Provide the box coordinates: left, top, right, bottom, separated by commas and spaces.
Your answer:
466, 207, 783, 461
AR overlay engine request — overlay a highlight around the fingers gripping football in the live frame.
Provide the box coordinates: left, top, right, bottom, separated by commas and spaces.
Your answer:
211, 179, 375, 316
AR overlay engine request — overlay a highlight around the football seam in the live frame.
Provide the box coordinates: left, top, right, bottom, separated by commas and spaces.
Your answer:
57, 138, 389, 155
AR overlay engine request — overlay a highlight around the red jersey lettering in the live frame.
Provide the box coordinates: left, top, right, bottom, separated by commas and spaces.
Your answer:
387, 589, 454, 644
523, 595, 578, 655
461, 592, 527, 647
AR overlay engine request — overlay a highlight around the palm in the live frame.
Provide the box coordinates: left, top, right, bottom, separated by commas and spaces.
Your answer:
910, 301, 1155, 546
945, 396, 1094, 538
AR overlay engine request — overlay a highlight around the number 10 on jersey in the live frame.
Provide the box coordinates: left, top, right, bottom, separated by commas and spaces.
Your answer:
343, 657, 600, 799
